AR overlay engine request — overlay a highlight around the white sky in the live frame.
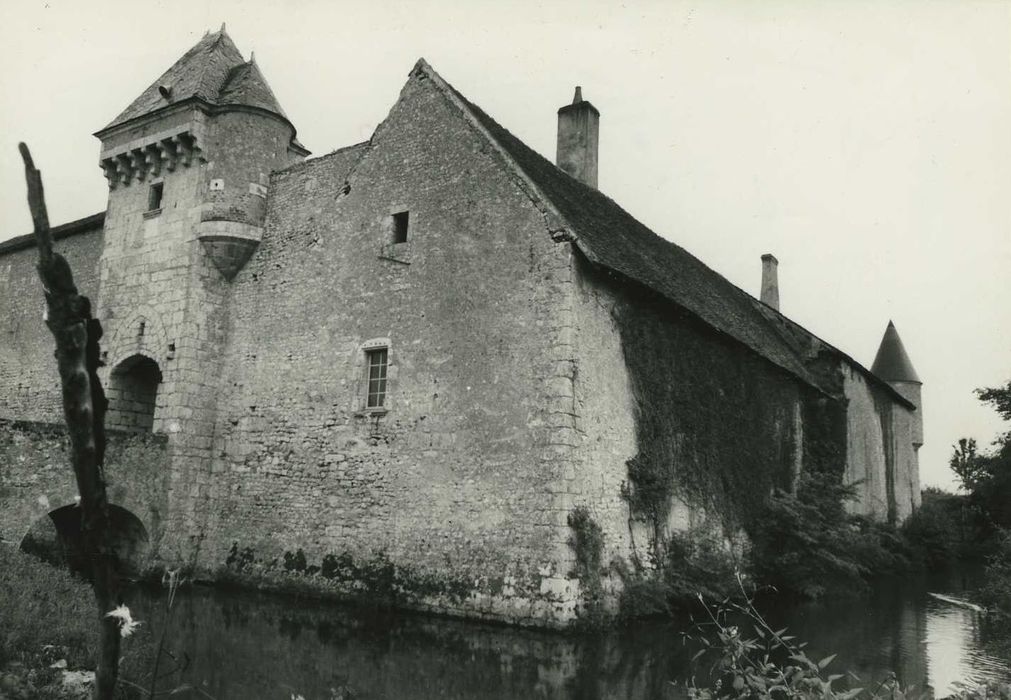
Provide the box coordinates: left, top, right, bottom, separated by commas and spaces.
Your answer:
1, 0, 1008, 490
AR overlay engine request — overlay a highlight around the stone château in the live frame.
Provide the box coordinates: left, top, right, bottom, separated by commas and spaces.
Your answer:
0, 28, 922, 626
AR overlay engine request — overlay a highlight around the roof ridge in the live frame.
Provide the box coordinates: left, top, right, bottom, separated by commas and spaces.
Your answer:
410, 59, 820, 390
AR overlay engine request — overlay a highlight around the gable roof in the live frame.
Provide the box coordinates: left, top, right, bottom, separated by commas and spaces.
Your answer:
101, 29, 286, 133
413, 61, 821, 391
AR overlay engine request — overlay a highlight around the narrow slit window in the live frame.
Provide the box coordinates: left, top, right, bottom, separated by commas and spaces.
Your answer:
365, 348, 388, 408
392, 211, 409, 244
148, 182, 164, 211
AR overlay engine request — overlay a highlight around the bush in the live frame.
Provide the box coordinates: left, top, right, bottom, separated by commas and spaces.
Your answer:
977, 529, 1011, 618
901, 488, 967, 568
747, 474, 908, 599
618, 527, 740, 617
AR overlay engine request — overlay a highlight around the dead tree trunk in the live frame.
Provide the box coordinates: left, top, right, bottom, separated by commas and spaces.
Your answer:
19, 143, 121, 700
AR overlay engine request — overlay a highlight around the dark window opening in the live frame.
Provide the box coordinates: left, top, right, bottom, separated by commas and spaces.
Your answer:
107, 355, 162, 432
148, 182, 164, 211
366, 348, 388, 408
392, 211, 409, 244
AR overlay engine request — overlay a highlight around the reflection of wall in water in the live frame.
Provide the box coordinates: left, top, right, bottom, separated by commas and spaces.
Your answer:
130, 586, 690, 700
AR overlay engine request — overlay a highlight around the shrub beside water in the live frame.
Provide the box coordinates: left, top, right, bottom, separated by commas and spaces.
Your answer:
747, 474, 910, 600
978, 530, 1011, 623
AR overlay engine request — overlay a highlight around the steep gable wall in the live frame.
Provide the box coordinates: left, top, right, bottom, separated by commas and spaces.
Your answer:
0, 227, 104, 421
201, 70, 581, 625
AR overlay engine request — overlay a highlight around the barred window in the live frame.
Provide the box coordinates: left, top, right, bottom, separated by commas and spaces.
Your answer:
365, 348, 388, 408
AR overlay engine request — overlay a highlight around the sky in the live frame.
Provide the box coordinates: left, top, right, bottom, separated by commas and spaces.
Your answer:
1, 0, 1008, 490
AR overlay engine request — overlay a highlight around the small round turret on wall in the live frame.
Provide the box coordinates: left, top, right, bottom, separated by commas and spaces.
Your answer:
871, 320, 923, 448
197, 108, 304, 280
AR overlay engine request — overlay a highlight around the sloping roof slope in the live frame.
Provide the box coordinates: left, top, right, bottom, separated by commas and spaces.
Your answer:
434, 73, 818, 388
751, 299, 916, 408
0, 213, 106, 256
871, 321, 921, 383
219, 60, 287, 117
102, 29, 284, 132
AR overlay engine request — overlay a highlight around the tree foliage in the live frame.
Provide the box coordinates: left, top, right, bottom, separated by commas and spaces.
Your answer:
951, 380, 1011, 529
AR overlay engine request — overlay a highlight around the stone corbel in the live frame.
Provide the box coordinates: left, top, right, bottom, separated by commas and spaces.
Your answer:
188, 131, 205, 163
159, 138, 178, 172
145, 145, 162, 178
177, 134, 193, 168
115, 154, 133, 187
130, 150, 147, 182
101, 159, 119, 190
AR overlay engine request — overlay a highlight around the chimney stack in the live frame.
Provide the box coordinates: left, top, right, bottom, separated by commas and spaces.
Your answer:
556, 86, 599, 188
760, 254, 780, 311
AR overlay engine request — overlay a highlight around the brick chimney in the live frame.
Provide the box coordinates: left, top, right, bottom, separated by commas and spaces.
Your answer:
760, 254, 780, 311
556, 86, 599, 188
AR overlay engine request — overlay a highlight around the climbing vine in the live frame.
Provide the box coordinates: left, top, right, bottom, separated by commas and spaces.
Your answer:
611, 288, 802, 541
567, 506, 605, 621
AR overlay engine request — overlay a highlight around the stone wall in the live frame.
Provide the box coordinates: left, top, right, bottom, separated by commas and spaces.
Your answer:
198, 69, 580, 625
106, 356, 162, 432
95, 103, 304, 560
0, 224, 104, 422
842, 367, 921, 523
0, 419, 170, 568
568, 258, 806, 568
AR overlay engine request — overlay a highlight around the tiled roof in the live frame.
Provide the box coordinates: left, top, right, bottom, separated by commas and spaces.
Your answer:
751, 299, 916, 408
431, 70, 820, 390
102, 30, 285, 132
219, 60, 287, 117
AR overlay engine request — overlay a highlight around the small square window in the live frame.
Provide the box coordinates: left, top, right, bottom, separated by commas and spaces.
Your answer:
392, 211, 409, 244
365, 348, 388, 409
148, 182, 164, 212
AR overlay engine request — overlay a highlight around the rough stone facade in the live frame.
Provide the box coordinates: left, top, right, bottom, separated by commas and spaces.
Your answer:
0, 29, 922, 627
0, 217, 104, 420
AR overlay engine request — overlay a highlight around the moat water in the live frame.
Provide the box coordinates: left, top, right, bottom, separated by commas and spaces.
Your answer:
125, 570, 1009, 699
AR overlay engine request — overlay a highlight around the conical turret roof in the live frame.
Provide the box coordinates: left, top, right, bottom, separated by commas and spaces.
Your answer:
871, 321, 921, 383
100, 28, 287, 132
218, 59, 287, 117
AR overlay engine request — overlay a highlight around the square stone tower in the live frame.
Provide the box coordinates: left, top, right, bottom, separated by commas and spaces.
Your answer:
92, 27, 307, 558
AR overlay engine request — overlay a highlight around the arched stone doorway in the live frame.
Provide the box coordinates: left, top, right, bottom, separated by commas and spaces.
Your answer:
107, 354, 162, 432
19, 503, 150, 578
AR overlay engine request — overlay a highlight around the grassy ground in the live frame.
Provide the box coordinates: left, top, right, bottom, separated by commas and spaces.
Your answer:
0, 543, 99, 698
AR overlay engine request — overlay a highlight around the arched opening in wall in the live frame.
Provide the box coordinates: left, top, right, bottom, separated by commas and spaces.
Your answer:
19, 503, 150, 579
107, 354, 162, 432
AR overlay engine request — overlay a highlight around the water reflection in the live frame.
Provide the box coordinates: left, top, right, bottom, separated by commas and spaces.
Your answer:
126, 572, 1009, 699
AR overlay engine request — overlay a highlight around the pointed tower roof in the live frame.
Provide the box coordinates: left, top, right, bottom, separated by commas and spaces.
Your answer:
871, 321, 921, 383
100, 28, 286, 132
218, 59, 287, 117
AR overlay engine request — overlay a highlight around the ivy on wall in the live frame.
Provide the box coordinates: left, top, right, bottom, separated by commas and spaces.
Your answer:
611, 289, 803, 541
